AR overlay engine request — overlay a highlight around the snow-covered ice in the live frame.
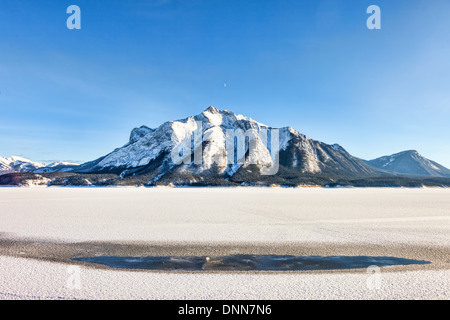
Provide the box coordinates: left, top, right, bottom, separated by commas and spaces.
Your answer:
1, 255, 448, 300
0, 187, 449, 299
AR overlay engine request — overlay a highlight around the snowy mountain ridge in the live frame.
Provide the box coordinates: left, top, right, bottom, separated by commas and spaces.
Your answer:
0, 156, 45, 175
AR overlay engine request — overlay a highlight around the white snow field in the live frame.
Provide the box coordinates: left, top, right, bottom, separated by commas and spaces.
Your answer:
0, 187, 449, 299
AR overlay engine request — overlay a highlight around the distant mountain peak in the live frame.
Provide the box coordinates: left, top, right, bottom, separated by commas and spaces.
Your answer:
365, 150, 450, 177
0, 155, 45, 175
46, 161, 80, 167
396, 150, 418, 155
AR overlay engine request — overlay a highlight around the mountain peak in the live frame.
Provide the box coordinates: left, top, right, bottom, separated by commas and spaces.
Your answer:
3, 155, 32, 163
400, 150, 419, 155
129, 125, 154, 144
0, 155, 45, 175
365, 150, 450, 177
203, 106, 220, 114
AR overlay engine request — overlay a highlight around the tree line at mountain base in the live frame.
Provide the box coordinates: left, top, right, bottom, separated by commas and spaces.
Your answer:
1, 171, 450, 188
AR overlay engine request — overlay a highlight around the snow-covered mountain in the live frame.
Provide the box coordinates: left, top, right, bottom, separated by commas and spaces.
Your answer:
0, 156, 45, 175
74, 106, 380, 184
364, 150, 450, 177
34, 161, 80, 173
0, 156, 80, 175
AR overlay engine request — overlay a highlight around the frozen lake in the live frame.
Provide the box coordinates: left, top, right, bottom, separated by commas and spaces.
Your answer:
0, 187, 449, 244
0, 187, 449, 299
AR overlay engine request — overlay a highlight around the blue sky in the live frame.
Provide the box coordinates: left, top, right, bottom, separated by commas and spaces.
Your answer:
1, 0, 449, 167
